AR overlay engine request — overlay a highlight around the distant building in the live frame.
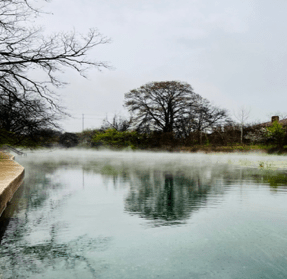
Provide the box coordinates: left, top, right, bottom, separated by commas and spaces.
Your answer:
257, 116, 287, 128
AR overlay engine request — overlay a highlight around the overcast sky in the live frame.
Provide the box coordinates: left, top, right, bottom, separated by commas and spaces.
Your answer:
37, 0, 287, 132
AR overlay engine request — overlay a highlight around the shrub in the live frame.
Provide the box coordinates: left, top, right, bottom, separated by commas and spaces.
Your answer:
92, 129, 143, 149
265, 121, 285, 146
244, 127, 267, 144
59, 133, 79, 148
76, 129, 99, 147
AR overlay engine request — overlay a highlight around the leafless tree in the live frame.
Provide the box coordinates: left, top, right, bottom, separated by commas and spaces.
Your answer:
233, 106, 251, 144
176, 98, 230, 143
0, 0, 110, 111
124, 81, 200, 133
0, 88, 61, 144
124, 80, 229, 143
101, 114, 131, 132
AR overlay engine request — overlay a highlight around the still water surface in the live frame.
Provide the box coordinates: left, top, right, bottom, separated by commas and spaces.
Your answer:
1, 150, 287, 278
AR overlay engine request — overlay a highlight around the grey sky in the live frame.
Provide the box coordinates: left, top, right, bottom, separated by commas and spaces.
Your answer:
36, 0, 287, 132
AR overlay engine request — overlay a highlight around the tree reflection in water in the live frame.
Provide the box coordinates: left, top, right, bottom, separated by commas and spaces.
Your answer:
2, 153, 287, 278
125, 170, 211, 227
0, 229, 111, 278
0, 162, 111, 279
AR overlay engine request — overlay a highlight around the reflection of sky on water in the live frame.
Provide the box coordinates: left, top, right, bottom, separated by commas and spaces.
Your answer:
1, 150, 287, 278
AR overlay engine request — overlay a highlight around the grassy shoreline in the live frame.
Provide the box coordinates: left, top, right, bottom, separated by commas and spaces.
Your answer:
144, 144, 287, 154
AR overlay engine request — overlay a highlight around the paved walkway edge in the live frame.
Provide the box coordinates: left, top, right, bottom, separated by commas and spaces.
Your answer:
0, 152, 25, 217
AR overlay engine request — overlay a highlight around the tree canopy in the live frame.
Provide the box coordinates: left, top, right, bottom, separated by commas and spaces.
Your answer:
0, 90, 60, 142
124, 81, 229, 137
124, 81, 201, 133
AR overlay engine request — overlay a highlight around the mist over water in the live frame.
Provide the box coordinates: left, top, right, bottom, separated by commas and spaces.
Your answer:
1, 149, 287, 278
15, 148, 287, 176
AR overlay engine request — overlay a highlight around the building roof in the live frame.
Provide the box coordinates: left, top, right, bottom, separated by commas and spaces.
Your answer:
257, 117, 287, 127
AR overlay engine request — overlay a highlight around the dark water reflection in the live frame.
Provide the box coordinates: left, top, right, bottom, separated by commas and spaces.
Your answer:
1, 151, 287, 278
125, 172, 211, 227
0, 162, 112, 278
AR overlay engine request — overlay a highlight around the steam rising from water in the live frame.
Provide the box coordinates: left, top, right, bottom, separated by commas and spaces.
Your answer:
15, 148, 287, 171
2, 148, 287, 278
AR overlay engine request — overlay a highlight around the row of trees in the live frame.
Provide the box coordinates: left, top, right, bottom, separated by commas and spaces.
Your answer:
32, 114, 286, 149
35, 80, 286, 149
0, 1, 284, 149
86, 80, 231, 148
90, 117, 287, 149
89, 81, 287, 149
0, 0, 244, 149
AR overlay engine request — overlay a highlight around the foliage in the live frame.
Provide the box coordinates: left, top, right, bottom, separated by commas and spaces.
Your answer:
179, 144, 277, 153
209, 124, 238, 145
59, 133, 79, 148
0, 127, 61, 147
244, 127, 267, 144
76, 129, 99, 147
0, 129, 15, 146
31, 129, 62, 147
265, 121, 286, 146
92, 129, 143, 149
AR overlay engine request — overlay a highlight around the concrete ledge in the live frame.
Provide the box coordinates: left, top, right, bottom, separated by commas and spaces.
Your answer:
0, 151, 25, 216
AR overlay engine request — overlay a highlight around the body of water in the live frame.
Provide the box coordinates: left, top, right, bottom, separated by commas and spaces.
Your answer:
1, 150, 287, 278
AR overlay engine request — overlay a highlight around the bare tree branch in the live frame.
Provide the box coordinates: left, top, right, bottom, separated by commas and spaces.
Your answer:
0, 0, 111, 111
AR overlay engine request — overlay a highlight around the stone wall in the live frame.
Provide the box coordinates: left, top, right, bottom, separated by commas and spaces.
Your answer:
0, 151, 25, 216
